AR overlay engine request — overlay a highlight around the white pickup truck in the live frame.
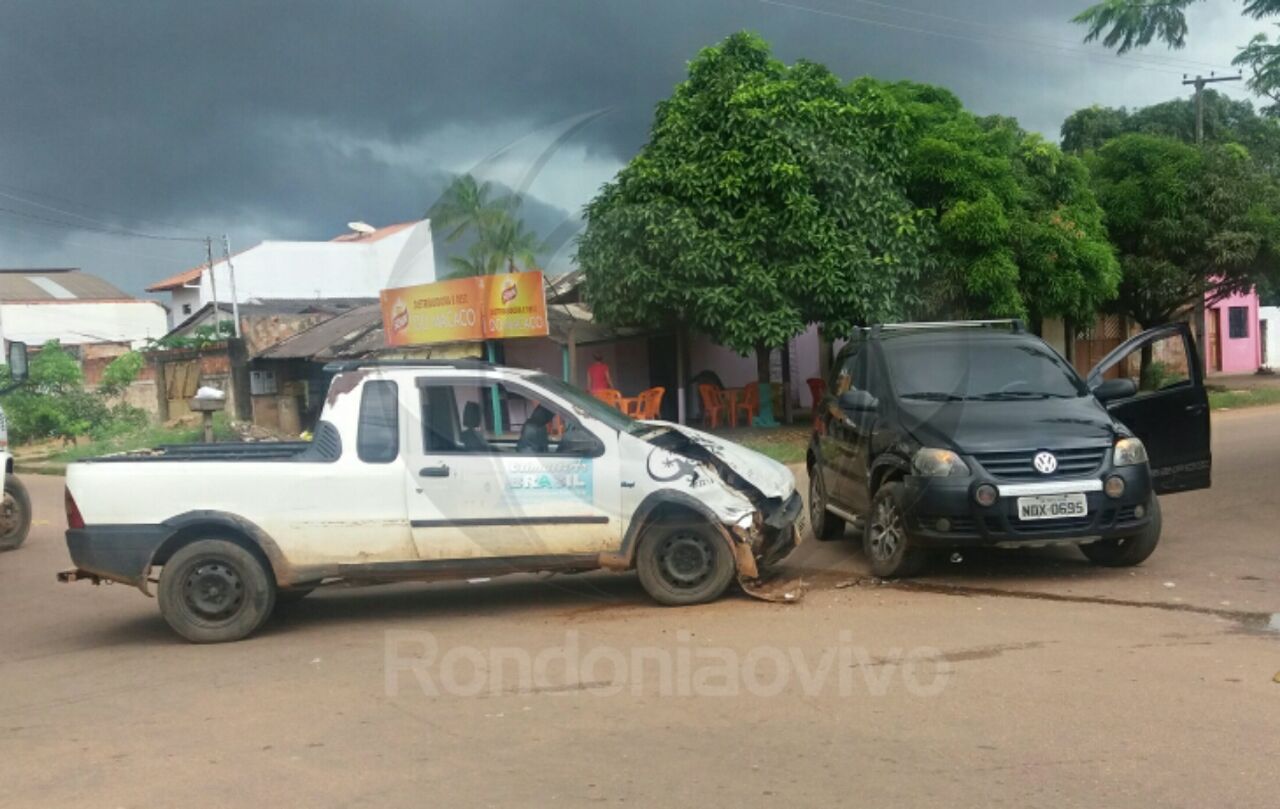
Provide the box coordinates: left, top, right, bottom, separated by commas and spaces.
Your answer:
61, 360, 804, 642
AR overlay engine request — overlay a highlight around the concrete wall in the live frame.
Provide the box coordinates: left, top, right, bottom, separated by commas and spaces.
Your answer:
1, 300, 168, 348
1261, 306, 1280, 370
689, 325, 823, 409
1208, 288, 1262, 375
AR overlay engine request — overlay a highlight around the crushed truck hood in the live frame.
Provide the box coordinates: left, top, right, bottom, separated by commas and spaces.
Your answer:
642, 422, 796, 500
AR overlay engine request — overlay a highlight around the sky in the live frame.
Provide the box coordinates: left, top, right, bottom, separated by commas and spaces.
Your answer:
0, 0, 1262, 298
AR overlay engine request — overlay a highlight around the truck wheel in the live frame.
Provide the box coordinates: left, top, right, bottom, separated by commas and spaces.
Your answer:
0, 476, 32, 551
808, 466, 846, 541
158, 539, 277, 643
863, 482, 928, 578
636, 521, 736, 606
1081, 495, 1162, 567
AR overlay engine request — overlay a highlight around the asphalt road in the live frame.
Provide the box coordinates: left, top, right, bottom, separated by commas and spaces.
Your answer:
2, 407, 1278, 808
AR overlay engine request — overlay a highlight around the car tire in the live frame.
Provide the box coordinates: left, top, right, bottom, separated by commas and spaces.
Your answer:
158, 539, 277, 643
636, 520, 736, 606
1081, 495, 1162, 567
808, 466, 846, 541
863, 482, 928, 578
0, 476, 32, 552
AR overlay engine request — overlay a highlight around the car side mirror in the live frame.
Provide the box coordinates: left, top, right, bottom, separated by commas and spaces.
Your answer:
1092, 377, 1137, 402
6, 341, 28, 383
838, 389, 878, 412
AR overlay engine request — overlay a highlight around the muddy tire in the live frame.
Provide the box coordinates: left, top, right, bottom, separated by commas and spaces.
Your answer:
0, 476, 32, 552
158, 539, 276, 643
863, 482, 928, 578
808, 466, 846, 541
636, 521, 736, 606
1081, 495, 1161, 567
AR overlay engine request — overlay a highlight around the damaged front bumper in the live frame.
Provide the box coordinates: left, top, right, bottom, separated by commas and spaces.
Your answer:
731, 491, 806, 602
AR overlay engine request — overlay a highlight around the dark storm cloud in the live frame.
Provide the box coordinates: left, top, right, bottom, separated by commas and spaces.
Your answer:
0, 0, 1251, 294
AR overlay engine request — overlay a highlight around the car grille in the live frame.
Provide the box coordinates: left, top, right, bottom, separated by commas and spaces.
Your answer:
971, 446, 1108, 479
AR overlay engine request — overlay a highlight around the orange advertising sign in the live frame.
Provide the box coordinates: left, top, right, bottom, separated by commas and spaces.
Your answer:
380, 271, 548, 346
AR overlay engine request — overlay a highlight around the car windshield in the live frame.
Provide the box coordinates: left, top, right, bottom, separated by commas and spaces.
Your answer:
883, 339, 1087, 400
526, 373, 646, 434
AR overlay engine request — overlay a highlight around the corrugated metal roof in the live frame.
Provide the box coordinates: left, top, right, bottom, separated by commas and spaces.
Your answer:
0, 268, 132, 302
258, 304, 385, 360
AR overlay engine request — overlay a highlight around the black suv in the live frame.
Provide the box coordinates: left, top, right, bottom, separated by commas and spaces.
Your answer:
807, 321, 1211, 577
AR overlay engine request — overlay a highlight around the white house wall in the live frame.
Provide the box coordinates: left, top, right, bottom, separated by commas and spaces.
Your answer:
1, 300, 168, 348
194, 222, 433, 312
1261, 306, 1279, 369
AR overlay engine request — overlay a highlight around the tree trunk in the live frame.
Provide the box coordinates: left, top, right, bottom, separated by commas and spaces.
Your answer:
817, 327, 833, 386
754, 343, 778, 427
780, 338, 793, 425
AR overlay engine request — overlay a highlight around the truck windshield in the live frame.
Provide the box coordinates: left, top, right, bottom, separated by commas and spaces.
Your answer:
884, 339, 1087, 400
527, 373, 643, 433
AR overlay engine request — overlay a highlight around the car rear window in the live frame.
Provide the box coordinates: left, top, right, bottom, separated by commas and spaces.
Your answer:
357, 380, 399, 463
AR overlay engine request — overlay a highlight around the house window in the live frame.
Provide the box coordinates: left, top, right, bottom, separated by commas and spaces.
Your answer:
1228, 306, 1249, 339
181, 303, 192, 315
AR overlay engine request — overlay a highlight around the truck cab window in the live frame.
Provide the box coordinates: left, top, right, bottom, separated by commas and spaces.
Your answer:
357, 380, 399, 463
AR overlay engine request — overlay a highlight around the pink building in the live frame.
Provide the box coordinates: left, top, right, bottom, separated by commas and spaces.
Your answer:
1205, 288, 1263, 375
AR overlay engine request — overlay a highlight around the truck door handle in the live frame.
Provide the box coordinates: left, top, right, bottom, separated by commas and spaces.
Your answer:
419, 464, 450, 478
1185, 404, 1207, 414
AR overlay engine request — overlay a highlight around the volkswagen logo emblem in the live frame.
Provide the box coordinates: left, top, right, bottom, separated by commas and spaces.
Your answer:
1033, 451, 1058, 475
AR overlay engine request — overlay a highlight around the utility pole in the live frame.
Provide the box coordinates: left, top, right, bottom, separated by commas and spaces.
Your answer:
221, 234, 242, 338
1182, 72, 1242, 145
1182, 72, 1242, 378
205, 236, 222, 336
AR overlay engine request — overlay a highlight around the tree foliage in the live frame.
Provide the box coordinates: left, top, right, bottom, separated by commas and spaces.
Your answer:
1087, 134, 1280, 326
872, 81, 1119, 325
577, 32, 930, 368
1074, 0, 1280, 112
429, 174, 542, 277
1061, 91, 1280, 167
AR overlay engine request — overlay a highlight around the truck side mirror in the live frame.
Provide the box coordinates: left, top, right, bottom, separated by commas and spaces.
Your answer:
6, 341, 28, 382
838, 389, 878, 412
1092, 377, 1137, 402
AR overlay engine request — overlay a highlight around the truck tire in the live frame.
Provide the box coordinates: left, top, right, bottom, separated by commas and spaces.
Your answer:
808, 466, 846, 541
158, 539, 277, 643
636, 520, 736, 606
1081, 495, 1161, 567
863, 482, 928, 578
0, 476, 32, 551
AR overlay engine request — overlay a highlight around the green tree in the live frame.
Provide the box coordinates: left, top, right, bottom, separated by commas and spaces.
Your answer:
577, 32, 930, 421
872, 80, 1119, 327
3, 341, 107, 443
429, 174, 542, 277
1087, 134, 1280, 327
1074, 0, 1280, 111
98, 351, 145, 398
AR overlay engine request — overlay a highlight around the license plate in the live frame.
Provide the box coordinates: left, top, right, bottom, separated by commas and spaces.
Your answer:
1017, 493, 1088, 521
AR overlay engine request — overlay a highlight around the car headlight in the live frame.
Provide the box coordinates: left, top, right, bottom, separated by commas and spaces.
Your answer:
1113, 437, 1148, 467
912, 448, 970, 477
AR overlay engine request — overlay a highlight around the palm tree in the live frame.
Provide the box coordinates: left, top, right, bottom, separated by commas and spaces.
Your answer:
431, 174, 543, 277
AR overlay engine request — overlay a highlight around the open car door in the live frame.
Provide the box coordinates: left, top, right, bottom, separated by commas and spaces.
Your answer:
1087, 323, 1211, 495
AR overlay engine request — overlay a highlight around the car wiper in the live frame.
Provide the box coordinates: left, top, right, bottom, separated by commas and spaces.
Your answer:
900, 392, 968, 402
976, 391, 1072, 400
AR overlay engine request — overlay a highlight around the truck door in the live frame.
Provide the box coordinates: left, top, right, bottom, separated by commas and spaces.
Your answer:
1087, 323, 1212, 494
404, 376, 622, 561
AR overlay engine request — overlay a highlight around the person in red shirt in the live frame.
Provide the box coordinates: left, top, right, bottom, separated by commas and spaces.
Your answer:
587, 353, 614, 393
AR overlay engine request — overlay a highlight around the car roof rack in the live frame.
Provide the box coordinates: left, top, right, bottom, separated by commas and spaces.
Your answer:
870, 319, 1025, 338
322, 358, 495, 373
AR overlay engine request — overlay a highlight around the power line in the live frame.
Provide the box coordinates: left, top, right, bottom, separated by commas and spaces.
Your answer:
755, 0, 1190, 77
840, 0, 1238, 73
0, 180, 204, 236
0, 219, 193, 263
0, 187, 202, 239
0, 203, 206, 243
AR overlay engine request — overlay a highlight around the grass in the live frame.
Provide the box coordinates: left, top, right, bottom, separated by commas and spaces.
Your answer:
1209, 387, 1280, 411
18, 414, 236, 473
711, 425, 810, 465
